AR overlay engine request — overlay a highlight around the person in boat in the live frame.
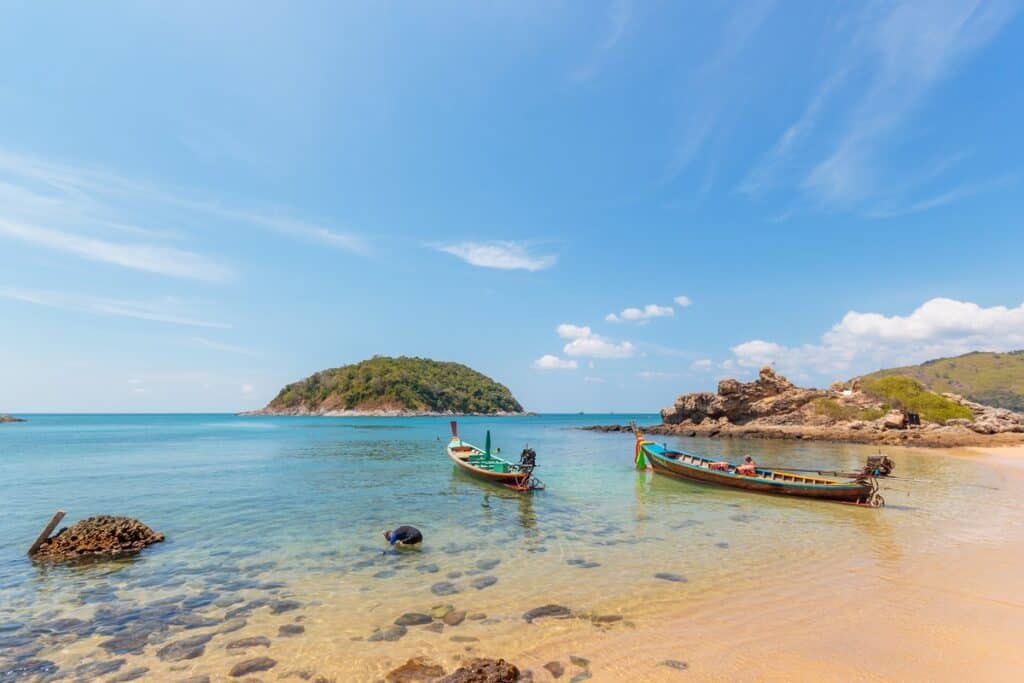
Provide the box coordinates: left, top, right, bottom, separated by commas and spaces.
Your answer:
736, 455, 757, 476
383, 525, 422, 546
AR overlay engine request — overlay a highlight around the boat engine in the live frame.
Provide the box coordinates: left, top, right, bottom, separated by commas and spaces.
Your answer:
862, 455, 895, 477
519, 447, 537, 469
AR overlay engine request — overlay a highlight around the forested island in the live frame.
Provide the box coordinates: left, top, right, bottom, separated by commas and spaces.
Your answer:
246, 356, 525, 416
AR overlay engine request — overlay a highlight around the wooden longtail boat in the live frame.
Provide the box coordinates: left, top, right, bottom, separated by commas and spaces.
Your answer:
446, 422, 543, 492
634, 431, 882, 506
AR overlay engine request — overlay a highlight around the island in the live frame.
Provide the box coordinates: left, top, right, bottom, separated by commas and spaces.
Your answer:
588, 365, 1024, 447
245, 356, 526, 416
0, 414, 26, 423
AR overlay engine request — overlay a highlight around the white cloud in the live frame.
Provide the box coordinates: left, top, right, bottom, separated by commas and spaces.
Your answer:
690, 358, 713, 371
583, 376, 605, 383
606, 303, 674, 323
532, 354, 579, 370
131, 387, 146, 394
433, 241, 556, 271
0, 287, 230, 328
0, 219, 231, 282
241, 384, 255, 394
127, 378, 143, 385
673, 295, 692, 307
556, 323, 592, 339
730, 297, 1024, 380
563, 335, 635, 359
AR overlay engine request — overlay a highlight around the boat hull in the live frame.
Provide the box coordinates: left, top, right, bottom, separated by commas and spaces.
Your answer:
446, 442, 532, 491
641, 443, 871, 503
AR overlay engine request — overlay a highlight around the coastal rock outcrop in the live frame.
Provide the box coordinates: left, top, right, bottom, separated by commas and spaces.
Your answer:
31, 516, 164, 562
0, 414, 27, 423
661, 367, 823, 425
593, 366, 1024, 447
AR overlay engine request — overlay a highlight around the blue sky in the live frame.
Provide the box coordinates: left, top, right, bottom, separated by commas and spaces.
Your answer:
2, 1, 1023, 413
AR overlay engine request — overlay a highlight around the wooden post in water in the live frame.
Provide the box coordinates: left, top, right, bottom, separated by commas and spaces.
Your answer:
28, 510, 65, 556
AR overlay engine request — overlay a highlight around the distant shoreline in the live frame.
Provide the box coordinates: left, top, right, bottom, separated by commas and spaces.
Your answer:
238, 408, 533, 417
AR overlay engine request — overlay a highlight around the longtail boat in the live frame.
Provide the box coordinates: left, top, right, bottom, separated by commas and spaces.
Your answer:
633, 430, 882, 506
446, 422, 544, 491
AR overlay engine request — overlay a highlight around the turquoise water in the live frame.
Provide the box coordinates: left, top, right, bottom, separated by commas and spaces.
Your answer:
2, 414, 1021, 681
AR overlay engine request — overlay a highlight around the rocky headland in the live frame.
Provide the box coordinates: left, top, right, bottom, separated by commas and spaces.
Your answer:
587, 367, 1024, 447
0, 414, 27, 423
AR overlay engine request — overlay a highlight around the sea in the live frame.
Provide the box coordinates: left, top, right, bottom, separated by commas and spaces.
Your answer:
2, 414, 1022, 681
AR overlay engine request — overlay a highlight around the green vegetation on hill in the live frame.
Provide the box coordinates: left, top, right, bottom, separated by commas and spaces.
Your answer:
265, 356, 524, 414
811, 398, 884, 422
859, 376, 974, 422
861, 351, 1024, 412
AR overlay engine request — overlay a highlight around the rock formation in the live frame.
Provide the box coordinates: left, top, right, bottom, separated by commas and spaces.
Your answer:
30, 516, 164, 562
590, 366, 1024, 447
0, 414, 27, 423
661, 367, 823, 425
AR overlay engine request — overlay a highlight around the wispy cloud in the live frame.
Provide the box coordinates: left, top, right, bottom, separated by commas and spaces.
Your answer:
0, 148, 367, 281
0, 287, 230, 328
666, 0, 776, 181
190, 336, 261, 356
803, 1, 1017, 204
433, 241, 556, 271
0, 219, 231, 282
866, 174, 1016, 218
572, 0, 633, 82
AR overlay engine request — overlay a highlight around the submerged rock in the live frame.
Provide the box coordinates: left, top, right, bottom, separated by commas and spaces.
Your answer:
431, 581, 459, 596
661, 659, 689, 671
226, 635, 271, 650
156, 634, 213, 662
471, 576, 498, 590
30, 516, 164, 562
395, 613, 433, 626
229, 656, 277, 677
279, 624, 305, 636
544, 661, 565, 679
443, 610, 467, 626
442, 658, 519, 683
108, 666, 150, 682
386, 657, 446, 682
0, 660, 58, 679
368, 624, 407, 642
654, 572, 686, 583
522, 604, 571, 623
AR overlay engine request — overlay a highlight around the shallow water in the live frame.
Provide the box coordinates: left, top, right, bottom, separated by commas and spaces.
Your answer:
2, 414, 1022, 681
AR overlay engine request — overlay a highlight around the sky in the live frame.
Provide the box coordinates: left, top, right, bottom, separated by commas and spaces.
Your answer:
1, 0, 1023, 413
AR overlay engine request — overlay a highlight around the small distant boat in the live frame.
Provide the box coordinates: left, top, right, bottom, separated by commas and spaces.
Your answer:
447, 422, 544, 491
633, 430, 881, 506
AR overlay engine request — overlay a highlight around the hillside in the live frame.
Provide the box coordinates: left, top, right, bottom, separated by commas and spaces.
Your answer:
253, 356, 524, 416
861, 351, 1024, 412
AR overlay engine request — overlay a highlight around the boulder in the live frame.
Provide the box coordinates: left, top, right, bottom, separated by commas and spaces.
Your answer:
0, 414, 27, 423
442, 658, 519, 683
881, 410, 905, 430
31, 516, 164, 562
386, 657, 446, 682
